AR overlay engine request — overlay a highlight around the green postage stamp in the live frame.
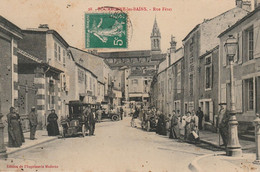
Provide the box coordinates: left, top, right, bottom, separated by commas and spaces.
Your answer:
85, 12, 128, 48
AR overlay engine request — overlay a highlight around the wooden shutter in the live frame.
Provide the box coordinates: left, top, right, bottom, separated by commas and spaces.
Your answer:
66, 75, 70, 91
235, 80, 243, 113
254, 23, 260, 59
238, 31, 243, 64
223, 43, 227, 67
209, 101, 214, 122
234, 33, 239, 63
221, 83, 226, 104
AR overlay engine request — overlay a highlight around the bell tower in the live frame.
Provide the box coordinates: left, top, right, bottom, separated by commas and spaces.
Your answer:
150, 17, 161, 54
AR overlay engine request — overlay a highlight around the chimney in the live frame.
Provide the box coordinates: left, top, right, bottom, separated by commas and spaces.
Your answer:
38, 24, 49, 29
242, 1, 252, 11
236, 0, 243, 8
170, 35, 177, 53
255, 0, 260, 9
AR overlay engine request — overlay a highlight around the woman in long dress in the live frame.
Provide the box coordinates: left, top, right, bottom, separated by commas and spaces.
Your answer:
47, 109, 59, 136
184, 112, 192, 140
7, 107, 24, 147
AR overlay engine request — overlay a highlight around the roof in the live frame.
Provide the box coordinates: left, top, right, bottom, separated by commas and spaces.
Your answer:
218, 6, 260, 38
199, 45, 219, 59
182, 7, 249, 42
107, 61, 159, 68
98, 50, 151, 58
0, 15, 23, 39
151, 53, 167, 61
69, 47, 98, 78
128, 69, 156, 77
182, 24, 200, 42
22, 29, 69, 48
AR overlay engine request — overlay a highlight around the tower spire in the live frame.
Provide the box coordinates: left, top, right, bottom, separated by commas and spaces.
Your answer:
150, 17, 161, 53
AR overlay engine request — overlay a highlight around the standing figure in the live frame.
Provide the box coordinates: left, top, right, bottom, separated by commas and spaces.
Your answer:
120, 107, 124, 120
28, 107, 38, 140
190, 110, 199, 142
184, 112, 192, 140
96, 107, 102, 123
47, 109, 59, 136
196, 107, 204, 130
218, 103, 229, 147
169, 110, 180, 139
7, 107, 24, 147
88, 107, 96, 136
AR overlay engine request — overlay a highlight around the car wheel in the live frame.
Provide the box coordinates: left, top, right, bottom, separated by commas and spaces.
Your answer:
82, 124, 86, 137
112, 115, 118, 121
146, 121, 150, 132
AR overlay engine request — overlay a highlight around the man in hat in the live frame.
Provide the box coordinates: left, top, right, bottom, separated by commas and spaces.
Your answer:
88, 107, 96, 136
28, 106, 38, 140
218, 103, 229, 147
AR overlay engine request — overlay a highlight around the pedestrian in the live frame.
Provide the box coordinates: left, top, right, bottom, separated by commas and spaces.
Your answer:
47, 109, 60, 136
169, 110, 180, 139
97, 107, 102, 123
156, 111, 162, 134
190, 110, 199, 142
120, 107, 124, 120
88, 107, 96, 136
7, 107, 24, 147
184, 111, 192, 141
28, 106, 38, 140
218, 103, 229, 148
196, 107, 204, 130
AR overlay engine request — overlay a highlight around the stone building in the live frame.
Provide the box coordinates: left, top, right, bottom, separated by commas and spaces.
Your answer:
182, 3, 249, 130
18, 25, 69, 129
0, 16, 23, 126
218, 2, 260, 133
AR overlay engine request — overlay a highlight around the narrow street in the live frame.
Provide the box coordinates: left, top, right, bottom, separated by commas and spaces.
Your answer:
5, 117, 222, 172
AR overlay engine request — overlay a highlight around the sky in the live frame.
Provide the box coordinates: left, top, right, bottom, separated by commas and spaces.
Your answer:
0, 0, 250, 52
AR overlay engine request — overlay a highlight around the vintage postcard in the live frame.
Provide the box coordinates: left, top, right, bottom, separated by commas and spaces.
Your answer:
0, 0, 260, 171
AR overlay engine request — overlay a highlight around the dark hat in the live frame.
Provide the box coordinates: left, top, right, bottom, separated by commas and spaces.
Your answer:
219, 103, 227, 105
9, 107, 15, 110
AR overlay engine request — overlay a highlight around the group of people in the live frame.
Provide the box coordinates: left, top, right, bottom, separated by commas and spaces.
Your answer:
138, 107, 204, 143
7, 106, 60, 148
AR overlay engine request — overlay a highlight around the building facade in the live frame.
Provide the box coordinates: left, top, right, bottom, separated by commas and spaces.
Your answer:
0, 16, 23, 131
182, 5, 248, 130
18, 25, 69, 129
218, 4, 260, 130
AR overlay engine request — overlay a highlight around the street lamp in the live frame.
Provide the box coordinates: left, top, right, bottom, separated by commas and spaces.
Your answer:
224, 35, 242, 157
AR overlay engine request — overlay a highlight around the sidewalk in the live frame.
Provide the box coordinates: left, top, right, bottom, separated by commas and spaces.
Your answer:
189, 153, 260, 172
199, 130, 256, 153
3, 130, 58, 156
189, 130, 259, 172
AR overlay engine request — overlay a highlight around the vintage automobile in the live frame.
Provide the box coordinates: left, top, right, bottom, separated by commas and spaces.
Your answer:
141, 111, 157, 132
61, 100, 97, 137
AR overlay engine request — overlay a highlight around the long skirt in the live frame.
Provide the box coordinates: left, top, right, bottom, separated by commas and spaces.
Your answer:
47, 121, 59, 136
8, 120, 23, 147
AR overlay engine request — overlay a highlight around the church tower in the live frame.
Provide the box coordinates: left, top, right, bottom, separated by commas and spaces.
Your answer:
150, 17, 161, 54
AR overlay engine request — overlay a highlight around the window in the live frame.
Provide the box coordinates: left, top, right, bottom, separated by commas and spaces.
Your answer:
85, 74, 87, 90
132, 79, 138, 84
98, 84, 100, 96
244, 27, 254, 61
78, 68, 84, 83
54, 43, 57, 60
63, 50, 66, 65
90, 77, 92, 90
177, 63, 181, 93
248, 27, 254, 60
168, 78, 172, 93
190, 74, 193, 96
205, 56, 212, 90
245, 78, 254, 111
58, 46, 61, 61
